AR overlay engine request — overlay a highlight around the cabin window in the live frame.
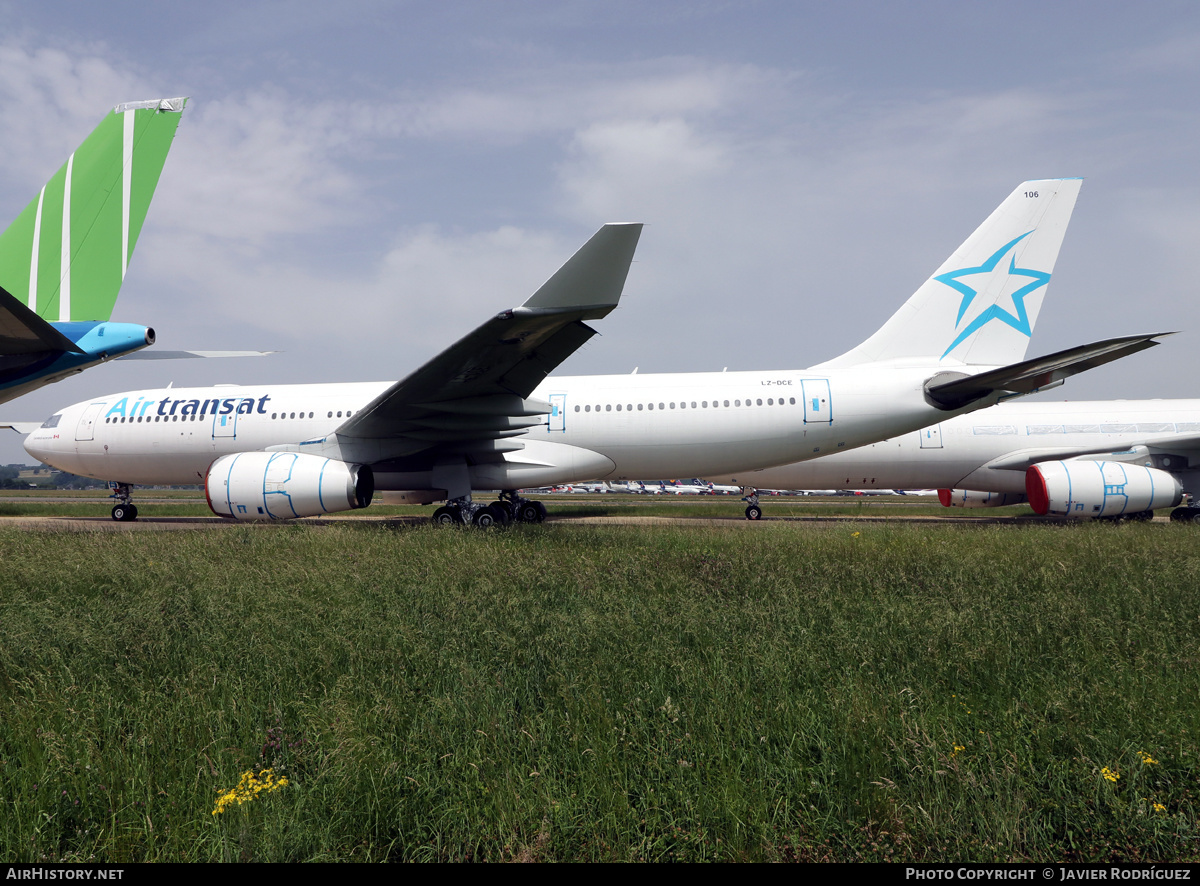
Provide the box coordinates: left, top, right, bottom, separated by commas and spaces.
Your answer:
637, 404, 643, 411
735, 400, 741, 407
605, 404, 612, 412
616, 404, 622, 411
670, 402, 676, 409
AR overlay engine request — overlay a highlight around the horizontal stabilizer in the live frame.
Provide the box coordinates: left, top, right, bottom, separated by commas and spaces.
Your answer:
925, 332, 1170, 409
117, 350, 277, 360
0, 285, 82, 355
0, 421, 42, 435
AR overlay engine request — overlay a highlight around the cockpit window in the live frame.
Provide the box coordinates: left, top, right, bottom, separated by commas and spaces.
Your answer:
40, 414, 62, 429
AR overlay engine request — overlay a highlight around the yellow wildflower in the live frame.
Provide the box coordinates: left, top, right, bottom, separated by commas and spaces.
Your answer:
1140, 751, 1159, 765
212, 768, 290, 815
1101, 767, 1119, 783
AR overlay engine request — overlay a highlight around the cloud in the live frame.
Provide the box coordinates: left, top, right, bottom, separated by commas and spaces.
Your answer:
0, 44, 147, 186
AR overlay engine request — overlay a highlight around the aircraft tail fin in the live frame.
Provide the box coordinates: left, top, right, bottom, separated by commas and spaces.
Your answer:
0, 97, 187, 323
820, 179, 1082, 368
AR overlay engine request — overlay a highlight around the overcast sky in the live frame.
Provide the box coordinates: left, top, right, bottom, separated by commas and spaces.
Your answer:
2, 1, 1199, 463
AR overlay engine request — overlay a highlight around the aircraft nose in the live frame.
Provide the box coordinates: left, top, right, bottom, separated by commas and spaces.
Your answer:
23, 421, 67, 466
23, 432, 53, 461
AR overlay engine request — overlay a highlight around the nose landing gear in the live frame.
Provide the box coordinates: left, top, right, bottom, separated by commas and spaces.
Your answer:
742, 488, 762, 520
109, 483, 138, 522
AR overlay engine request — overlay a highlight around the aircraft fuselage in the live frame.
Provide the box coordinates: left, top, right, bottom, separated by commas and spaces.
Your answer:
25, 363, 1004, 490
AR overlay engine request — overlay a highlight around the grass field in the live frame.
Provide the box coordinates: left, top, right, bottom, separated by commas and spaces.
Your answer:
1, 517, 1197, 861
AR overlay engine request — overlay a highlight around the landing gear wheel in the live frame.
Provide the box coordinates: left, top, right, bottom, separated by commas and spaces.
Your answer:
472, 508, 496, 528
432, 506, 460, 526
519, 502, 542, 523
486, 503, 512, 526
111, 504, 137, 522
532, 501, 547, 522
745, 504, 762, 521
1170, 507, 1200, 523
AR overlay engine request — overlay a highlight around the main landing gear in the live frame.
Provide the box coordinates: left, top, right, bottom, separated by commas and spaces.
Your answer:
742, 488, 762, 521
1170, 506, 1200, 523
109, 483, 138, 522
430, 491, 548, 527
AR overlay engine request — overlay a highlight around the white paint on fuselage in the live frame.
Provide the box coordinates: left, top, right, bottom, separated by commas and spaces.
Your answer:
705, 399, 1200, 494
25, 362, 1004, 491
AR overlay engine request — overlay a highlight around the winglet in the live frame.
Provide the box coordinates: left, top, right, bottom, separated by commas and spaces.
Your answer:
522, 223, 642, 317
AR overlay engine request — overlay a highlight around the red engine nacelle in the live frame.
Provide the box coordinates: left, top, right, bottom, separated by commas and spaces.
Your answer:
1025, 460, 1180, 518
937, 489, 1027, 509
206, 452, 373, 520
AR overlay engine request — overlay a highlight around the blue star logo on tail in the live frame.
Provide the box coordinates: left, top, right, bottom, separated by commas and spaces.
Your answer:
937, 231, 1050, 359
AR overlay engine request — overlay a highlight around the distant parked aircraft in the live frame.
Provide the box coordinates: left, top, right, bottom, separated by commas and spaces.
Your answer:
708, 399, 1200, 521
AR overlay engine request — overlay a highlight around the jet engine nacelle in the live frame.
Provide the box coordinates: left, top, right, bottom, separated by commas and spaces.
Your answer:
1025, 460, 1181, 519
937, 489, 1027, 508
206, 452, 374, 520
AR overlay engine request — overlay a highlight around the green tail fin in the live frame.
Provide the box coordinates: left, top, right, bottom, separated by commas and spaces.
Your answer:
0, 96, 187, 322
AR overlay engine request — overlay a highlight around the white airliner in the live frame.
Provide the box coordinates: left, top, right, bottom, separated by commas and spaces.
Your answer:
23, 179, 1165, 524
709, 399, 1200, 521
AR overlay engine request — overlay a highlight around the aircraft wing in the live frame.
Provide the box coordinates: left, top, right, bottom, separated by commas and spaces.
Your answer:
925, 333, 1170, 409
334, 223, 642, 443
979, 436, 1200, 473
